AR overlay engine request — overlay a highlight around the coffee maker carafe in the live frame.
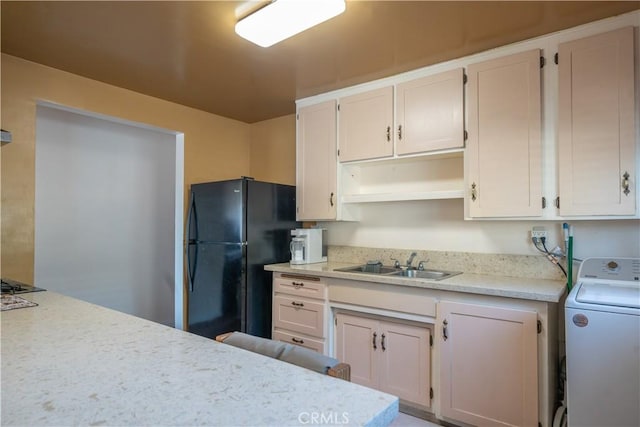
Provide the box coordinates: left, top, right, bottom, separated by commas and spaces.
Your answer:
289, 228, 327, 265
290, 237, 306, 264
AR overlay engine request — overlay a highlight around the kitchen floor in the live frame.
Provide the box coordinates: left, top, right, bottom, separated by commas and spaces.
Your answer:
391, 413, 440, 426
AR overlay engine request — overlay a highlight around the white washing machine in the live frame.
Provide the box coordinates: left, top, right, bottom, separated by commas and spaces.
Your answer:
565, 257, 640, 427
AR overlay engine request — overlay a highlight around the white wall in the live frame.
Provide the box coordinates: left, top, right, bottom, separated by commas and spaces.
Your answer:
321, 200, 640, 260
35, 105, 178, 326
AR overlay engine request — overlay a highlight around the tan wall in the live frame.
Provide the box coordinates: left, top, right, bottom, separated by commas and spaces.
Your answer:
1, 54, 252, 283
249, 114, 296, 186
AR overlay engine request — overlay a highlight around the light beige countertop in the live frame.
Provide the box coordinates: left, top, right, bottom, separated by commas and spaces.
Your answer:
1, 291, 398, 426
265, 262, 567, 303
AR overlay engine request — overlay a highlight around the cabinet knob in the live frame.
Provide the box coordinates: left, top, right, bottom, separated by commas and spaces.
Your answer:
329, 192, 334, 207
443, 319, 449, 341
386, 126, 391, 142
291, 301, 304, 308
381, 333, 386, 351
397, 125, 403, 140
292, 337, 305, 344
622, 172, 630, 196
470, 183, 477, 202
291, 281, 304, 289
372, 332, 378, 350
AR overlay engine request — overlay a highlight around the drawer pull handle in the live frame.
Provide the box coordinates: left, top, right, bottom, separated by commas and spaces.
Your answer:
291, 281, 304, 289
381, 333, 386, 351
291, 301, 304, 308
443, 319, 448, 341
372, 332, 377, 350
292, 337, 305, 344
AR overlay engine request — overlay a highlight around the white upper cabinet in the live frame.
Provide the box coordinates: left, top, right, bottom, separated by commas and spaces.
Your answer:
396, 68, 465, 156
557, 26, 636, 216
338, 69, 465, 163
338, 87, 394, 162
295, 12, 638, 221
296, 100, 337, 221
466, 49, 543, 218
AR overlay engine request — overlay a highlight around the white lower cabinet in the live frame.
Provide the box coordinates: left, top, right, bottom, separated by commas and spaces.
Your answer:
270, 273, 557, 426
335, 312, 432, 408
272, 274, 329, 353
438, 301, 539, 427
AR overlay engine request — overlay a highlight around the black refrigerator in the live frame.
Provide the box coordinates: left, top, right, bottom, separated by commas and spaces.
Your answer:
186, 178, 298, 339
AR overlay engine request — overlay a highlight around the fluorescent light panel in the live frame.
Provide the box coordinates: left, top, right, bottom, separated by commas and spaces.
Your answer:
235, 0, 346, 48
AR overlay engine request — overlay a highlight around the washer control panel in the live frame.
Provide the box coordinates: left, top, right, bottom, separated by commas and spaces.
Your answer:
578, 257, 640, 282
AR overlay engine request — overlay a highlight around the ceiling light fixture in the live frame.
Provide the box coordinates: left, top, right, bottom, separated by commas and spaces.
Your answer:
235, 0, 346, 48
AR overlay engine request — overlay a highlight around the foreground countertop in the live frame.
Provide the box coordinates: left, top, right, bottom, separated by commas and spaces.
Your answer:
265, 262, 566, 303
1, 291, 398, 427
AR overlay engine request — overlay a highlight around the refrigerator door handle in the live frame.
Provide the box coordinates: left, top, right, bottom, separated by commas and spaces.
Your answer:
186, 191, 198, 243
186, 192, 197, 292
186, 244, 198, 293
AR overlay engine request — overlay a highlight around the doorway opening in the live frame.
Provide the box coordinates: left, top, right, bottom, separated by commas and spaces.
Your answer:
34, 102, 184, 328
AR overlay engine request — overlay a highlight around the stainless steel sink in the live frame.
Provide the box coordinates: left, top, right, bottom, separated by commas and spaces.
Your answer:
333, 265, 400, 275
389, 268, 462, 280
334, 264, 461, 281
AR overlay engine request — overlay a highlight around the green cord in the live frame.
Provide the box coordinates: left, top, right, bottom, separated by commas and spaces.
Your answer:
567, 236, 573, 292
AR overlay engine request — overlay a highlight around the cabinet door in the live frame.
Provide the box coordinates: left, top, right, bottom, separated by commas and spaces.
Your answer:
396, 68, 464, 156
296, 101, 337, 220
379, 321, 431, 408
467, 49, 542, 217
558, 27, 636, 216
338, 87, 393, 162
439, 301, 538, 427
335, 313, 379, 389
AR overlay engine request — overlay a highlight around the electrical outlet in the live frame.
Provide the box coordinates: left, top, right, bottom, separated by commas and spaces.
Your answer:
531, 227, 547, 239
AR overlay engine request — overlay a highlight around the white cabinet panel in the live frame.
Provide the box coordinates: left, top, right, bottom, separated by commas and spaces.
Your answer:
467, 49, 542, 218
296, 101, 337, 220
335, 313, 380, 389
396, 68, 464, 155
379, 321, 431, 407
336, 312, 431, 408
273, 295, 325, 338
272, 330, 325, 353
338, 87, 394, 162
439, 301, 538, 427
558, 26, 636, 216
274, 276, 327, 300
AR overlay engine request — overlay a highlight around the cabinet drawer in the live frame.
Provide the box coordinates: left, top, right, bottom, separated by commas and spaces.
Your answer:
274, 275, 327, 300
273, 295, 325, 338
272, 330, 325, 353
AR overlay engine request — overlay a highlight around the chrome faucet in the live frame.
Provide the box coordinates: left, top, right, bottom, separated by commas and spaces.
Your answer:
405, 252, 417, 268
